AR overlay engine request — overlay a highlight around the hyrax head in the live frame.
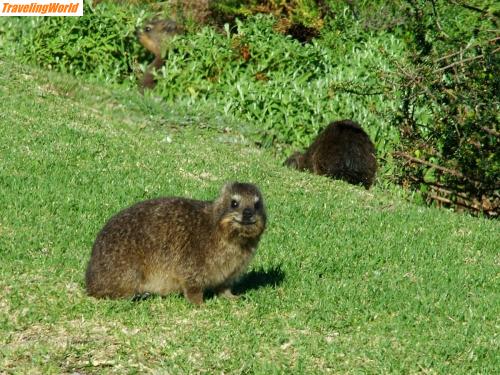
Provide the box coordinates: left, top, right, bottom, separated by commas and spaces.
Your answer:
137, 19, 183, 56
215, 182, 267, 239
284, 151, 304, 170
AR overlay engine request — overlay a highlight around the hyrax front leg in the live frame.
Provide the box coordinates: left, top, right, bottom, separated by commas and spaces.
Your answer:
215, 285, 239, 300
183, 286, 204, 305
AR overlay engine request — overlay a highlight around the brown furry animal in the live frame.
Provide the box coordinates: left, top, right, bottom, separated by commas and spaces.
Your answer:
137, 18, 183, 91
85, 182, 267, 305
285, 120, 377, 189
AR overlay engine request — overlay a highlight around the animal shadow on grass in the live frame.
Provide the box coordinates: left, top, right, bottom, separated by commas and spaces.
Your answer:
231, 266, 285, 296
132, 266, 285, 303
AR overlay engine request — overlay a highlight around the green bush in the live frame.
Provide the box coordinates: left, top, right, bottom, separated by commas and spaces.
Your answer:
153, 14, 402, 154
0, 1, 150, 83
390, 1, 499, 216
211, 0, 322, 28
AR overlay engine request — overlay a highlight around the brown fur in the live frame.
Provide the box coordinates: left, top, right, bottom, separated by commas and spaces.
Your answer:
285, 120, 377, 189
85, 182, 267, 305
137, 18, 183, 91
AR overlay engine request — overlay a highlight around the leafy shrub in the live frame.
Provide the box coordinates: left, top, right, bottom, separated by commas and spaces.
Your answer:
0, 1, 150, 82
211, 0, 323, 28
169, 0, 211, 28
390, 1, 499, 216
153, 14, 402, 155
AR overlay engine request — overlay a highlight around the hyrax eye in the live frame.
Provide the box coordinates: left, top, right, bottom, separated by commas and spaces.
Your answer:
231, 200, 239, 208
254, 200, 261, 210
145, 26, 152, 32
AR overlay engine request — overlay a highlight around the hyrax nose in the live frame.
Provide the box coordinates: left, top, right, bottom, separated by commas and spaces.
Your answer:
242, 208, 253, 220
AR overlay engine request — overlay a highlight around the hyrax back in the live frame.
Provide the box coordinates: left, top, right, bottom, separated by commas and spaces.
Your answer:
137, 18, 183, 90
85, 182, 266, 305
285, 120, 377, 189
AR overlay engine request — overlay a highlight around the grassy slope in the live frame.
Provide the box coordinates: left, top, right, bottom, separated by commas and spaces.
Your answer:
0, 60, 498, 374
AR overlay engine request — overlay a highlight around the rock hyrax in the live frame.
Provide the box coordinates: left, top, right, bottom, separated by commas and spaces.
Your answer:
285, 120, 377, 189
137, 18, 183, 91
85, 182, 267, 305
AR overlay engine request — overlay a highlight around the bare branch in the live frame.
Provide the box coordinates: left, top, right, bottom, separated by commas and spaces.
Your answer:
435, 47, 500, 72
435, 37, 500, 62
481, 126, 500, 137
394, 151, 474, 182
447, 0, 495, 16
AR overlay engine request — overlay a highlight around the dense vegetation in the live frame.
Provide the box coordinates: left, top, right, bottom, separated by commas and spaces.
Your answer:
0, 0, 498, 215
389, 1, 499, 216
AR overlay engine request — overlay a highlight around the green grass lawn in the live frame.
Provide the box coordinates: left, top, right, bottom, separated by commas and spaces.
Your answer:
0, 60, 498, 374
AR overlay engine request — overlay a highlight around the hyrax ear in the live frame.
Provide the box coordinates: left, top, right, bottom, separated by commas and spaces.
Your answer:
284, 153, 298, 168
220, 181, 236, 196
213, 182, 234, 206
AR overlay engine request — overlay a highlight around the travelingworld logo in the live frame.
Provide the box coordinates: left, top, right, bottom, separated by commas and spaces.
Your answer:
1, 0, 82, 16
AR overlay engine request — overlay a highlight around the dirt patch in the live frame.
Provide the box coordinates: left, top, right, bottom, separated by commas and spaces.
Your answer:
3, 319, 125, 373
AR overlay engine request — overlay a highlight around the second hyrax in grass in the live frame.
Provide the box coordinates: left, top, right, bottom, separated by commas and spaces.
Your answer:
85, 182, 267, 305
285, 120, 377, 189
136, 18, 184, 91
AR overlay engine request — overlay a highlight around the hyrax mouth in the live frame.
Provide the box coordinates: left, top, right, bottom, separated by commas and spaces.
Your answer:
234, 219, 257, 225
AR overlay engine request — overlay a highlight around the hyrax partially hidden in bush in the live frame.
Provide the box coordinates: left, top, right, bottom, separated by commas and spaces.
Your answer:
85, 182, 267, 305
285, 120, 377, 189
137, 18, 183, 91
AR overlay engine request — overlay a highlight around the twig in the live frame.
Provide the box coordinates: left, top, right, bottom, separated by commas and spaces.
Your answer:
481, 126, 500, 137
396, 151, 500, 189
435, 47, 500, 72
428, 193, 482, 211
447, 0, 496, 16
430, 0, 449, 38
408, 173, 499, 215
331, 87, 387, 96
428, 192, 498, 216
394, 151, 467, 179
408, 176, 470, 199
329, 82, 388, 96
435, 37, 500, 62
